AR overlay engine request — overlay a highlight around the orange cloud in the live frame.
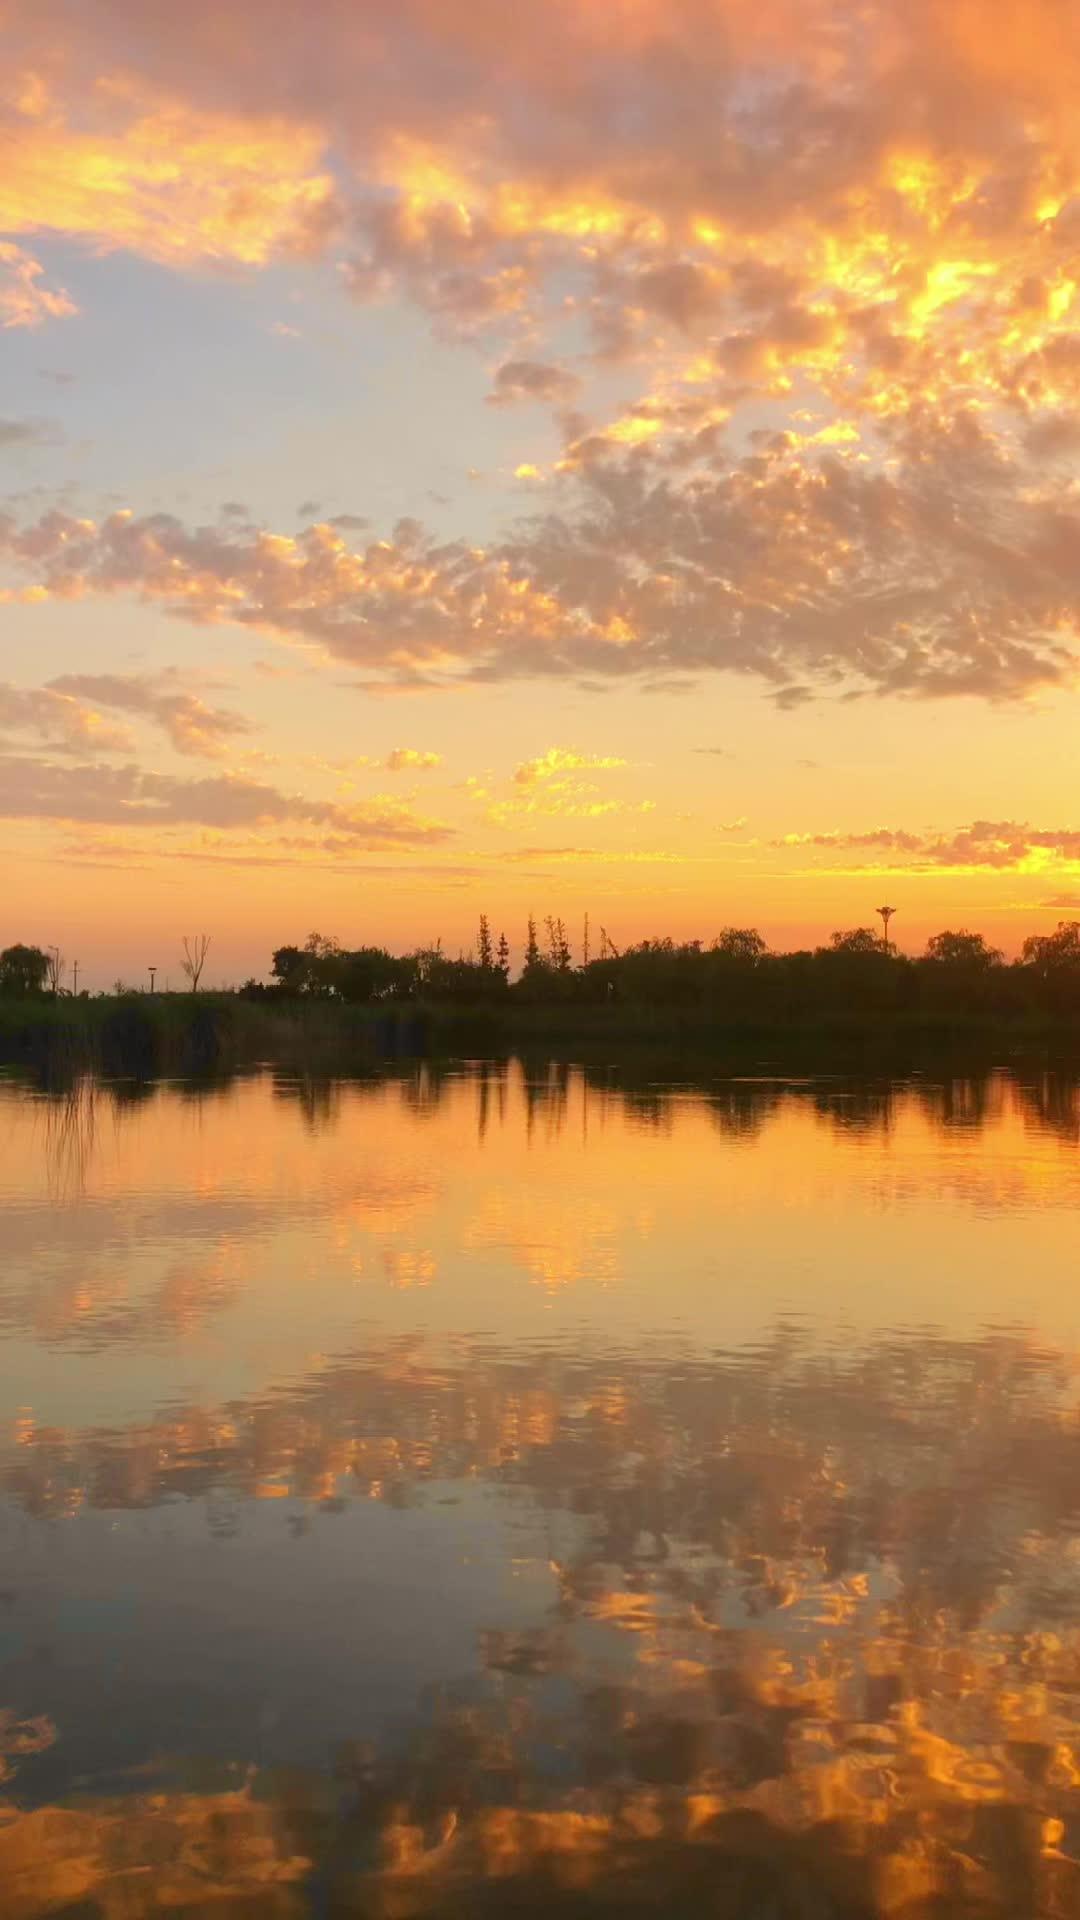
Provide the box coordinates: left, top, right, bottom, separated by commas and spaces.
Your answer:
1, 75, 338, 268
0, 240, 75, 328
6, 0, 1080, 714
776, 820, 1080, 874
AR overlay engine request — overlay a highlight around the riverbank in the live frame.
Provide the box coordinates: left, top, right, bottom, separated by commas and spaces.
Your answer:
3, 990, 1080, 1082
0, 994, 420, 1081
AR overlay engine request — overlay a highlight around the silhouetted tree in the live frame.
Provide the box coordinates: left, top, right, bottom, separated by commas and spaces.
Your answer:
828, 927, 882, 955
925, 930, 1002, 970
271, 945, 309, 993
1021, 921, 1080, 1015
270, 933, 344, 996
180, 934, 211, 992
339, 947, 410, 1001
713, 927, 767, 963
497, 931, 510, 982
1022, 920, 1080, 979
0, 944, 48, 997
524, 917, 541, 972
545, 916, 572, 970
477, 915, 494, 971
44, 947, 66, 995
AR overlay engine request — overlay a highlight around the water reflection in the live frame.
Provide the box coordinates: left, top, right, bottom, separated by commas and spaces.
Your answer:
3, 1063, 1080, 1914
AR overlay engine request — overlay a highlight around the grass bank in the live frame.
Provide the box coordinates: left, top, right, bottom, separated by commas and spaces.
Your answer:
425, 1001, 1080, 1071
3, 991, 1080, 1083
0, 994, 431, 1083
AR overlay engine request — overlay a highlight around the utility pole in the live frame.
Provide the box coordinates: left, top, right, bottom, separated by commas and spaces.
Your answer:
71, 959, 79, 997
148, 965, 157, 994
876, 905, 896, 954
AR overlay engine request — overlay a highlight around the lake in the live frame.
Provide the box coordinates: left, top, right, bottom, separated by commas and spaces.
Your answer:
2, 1059, 1080, 1916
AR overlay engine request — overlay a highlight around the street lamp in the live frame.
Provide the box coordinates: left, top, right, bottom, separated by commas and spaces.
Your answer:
148, 966, 157, 994
875, 905, 896, 954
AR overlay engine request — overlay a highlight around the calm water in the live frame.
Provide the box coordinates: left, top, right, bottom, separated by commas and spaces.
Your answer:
2, 1061, 1080, 1916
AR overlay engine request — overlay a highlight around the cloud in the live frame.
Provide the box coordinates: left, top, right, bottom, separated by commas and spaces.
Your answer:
501, 845, 596, 863
513, 747, 628, 786
47, 671, 252, 758
0, 242, 75, 329
776, 828, 926, 852
0, 753, 453, 843
919, 822, 1080, 870
502, 844, 683, 864
384, 746, 442, 771
488, 360, 581, 407
7, 3, 1080, 704
61, 831, 477, 875
0, 79, 338, 271
0, 418, 50, 447
3, 417, 1078, 706
776, 819, 1080, 873
0, 682, 133, 755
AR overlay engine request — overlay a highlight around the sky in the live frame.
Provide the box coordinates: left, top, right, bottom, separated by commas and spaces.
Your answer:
4, 0, 1080, 985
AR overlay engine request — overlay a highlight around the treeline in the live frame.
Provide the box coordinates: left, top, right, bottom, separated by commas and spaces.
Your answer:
239, 919, 1080, 1023
9, 920, 1080, 1029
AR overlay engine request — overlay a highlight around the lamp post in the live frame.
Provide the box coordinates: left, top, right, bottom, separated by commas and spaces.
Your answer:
148, 966, 157, 994
876, 905, 896, 954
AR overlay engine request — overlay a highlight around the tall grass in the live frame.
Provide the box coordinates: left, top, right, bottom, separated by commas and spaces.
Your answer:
1, 988, 1075, 1084
0, 994, 428, 1084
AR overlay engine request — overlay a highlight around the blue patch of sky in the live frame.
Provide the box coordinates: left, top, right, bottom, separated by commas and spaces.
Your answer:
0, 241, 561, 540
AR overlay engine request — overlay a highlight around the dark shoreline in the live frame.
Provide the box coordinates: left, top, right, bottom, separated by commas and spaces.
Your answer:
4, 990, 1080, 1084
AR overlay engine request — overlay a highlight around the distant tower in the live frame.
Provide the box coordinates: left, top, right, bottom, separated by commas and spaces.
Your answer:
876, 905, 896, 954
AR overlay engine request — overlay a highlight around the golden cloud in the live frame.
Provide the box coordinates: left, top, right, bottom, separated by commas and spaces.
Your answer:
513, 747, 628, 786
5, 0, 1080, 708
384, 746, 442, 771
1, 74, 338, 267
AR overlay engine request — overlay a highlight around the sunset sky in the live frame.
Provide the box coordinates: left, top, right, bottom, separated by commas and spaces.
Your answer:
4, 0, 1080, 985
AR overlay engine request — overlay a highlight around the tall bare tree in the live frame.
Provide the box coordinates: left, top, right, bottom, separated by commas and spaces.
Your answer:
181, 934, 211, 992
45, 947, 66, 996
